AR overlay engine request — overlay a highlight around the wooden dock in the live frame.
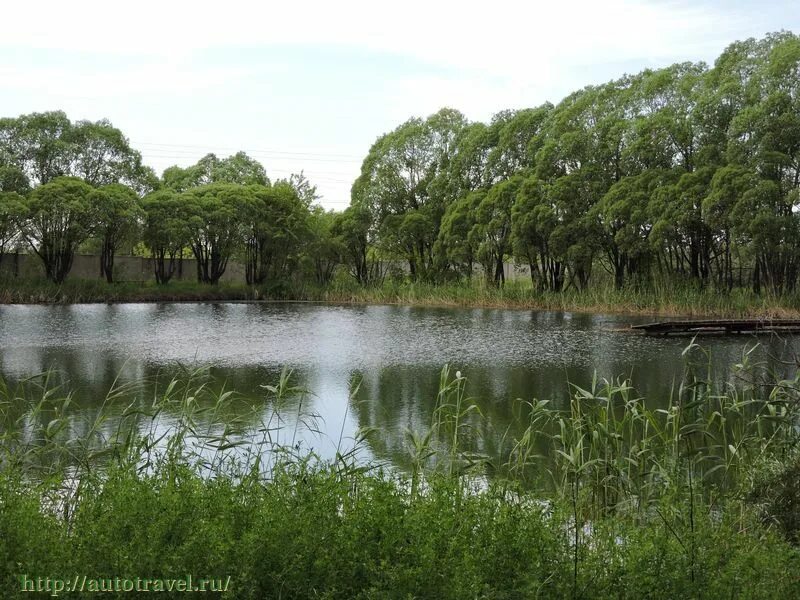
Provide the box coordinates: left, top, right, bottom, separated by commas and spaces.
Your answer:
631, 319, 800, 336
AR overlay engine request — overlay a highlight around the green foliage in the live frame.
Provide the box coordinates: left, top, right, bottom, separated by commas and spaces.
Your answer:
353, 108, 468, 281
183, 183, 258, 285
748, 448, 800, 546
162, 152, 269, 192
19, 176, 98, 283
471, 176, 523, 285
435, 190, 484, 278
243, 182, 309, 286
1, 356, 800, 598
0, 191, 26, 262
0, 111, 153, 191
305, 207, 343, 285
0, 165, 30, 194
342, 32, 800, 295
331, 203, 381, 285
140, 189, 191, 284
94, 184, 143, 282
3, 31, 800, 297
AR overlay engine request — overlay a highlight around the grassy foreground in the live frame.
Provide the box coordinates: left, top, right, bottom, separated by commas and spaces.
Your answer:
2, 353, 800, 598
4, 276, 800, 318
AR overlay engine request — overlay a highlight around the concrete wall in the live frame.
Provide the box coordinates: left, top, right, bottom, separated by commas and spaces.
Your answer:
0, 253, 246, 283
0, 252, 531, 284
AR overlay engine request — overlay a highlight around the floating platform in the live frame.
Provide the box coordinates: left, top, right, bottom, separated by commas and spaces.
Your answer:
631, 319, 800, 336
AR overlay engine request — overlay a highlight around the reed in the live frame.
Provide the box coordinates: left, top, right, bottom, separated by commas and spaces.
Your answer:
5, 274, 800, 318
1, 345, 799, 598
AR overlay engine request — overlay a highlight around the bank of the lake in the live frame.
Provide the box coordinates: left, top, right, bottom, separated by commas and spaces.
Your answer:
4, 277, 800, 318
3, 361, 800, 599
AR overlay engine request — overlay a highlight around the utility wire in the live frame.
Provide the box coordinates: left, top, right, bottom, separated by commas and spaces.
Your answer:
132, 140, 364, 161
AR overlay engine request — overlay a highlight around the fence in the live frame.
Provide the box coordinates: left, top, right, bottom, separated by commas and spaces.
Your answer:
0, 252, 536, 284
0, 253, 246, 283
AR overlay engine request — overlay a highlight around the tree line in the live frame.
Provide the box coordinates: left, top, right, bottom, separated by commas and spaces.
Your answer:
1, 32, 799, 293
351, 31, 800, 294
0, 112, 352, 286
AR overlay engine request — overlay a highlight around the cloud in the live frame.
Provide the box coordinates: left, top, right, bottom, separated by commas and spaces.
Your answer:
2, 0, 797, 208
0, 1, 751, 71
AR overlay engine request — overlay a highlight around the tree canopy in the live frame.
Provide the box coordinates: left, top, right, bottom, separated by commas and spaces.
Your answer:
1, 32, 799, 294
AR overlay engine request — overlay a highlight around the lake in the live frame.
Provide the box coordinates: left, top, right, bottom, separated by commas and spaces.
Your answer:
1, 302, 797, 469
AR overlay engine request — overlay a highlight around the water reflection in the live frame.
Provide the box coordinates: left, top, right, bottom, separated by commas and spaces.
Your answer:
1, 302, 798, 470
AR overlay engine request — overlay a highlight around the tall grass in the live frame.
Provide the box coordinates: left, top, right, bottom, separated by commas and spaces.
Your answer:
313, 277, 800, 318
1, 345, 800, 597
6, 273, 800, 317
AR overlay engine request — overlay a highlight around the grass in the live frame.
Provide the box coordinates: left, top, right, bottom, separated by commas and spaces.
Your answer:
1, 346, 800, 598
5, 274, 800, 318
311, 278, 800, 318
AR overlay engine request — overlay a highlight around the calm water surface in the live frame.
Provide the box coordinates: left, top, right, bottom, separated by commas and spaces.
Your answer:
1, 303, 797, 468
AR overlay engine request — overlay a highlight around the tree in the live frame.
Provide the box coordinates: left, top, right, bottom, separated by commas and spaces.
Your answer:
721, 32, 800, 293
94, 184, 143, 283
0, 164, 31, 195
471, 177, 523, 286
0, 111, 73, 185
444, 122, 495, 200
512, 177, 565, 291
141, 190, 190, 284
593, 171, 666, 288
19, 177, 98, 283
434, 190, 484, 279
353, 108, 467, 280
67, 119, 155, 192
0, 191, 26, 269
332, 204, 378, 285
485, 105, 552, 180
704, 166, 757, 290
183, 183, 259, 284
287, 171, 320, 207
0, 112, 154, 192
162, 152, 269, 192
305, 207, 342, 285
243, 182, 309, 285
729, 179, 800, 294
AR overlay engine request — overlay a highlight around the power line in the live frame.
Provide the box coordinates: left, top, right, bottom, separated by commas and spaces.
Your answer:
143, 158, 356, 180
132, 140, 364, 162
142, 152, 362, 166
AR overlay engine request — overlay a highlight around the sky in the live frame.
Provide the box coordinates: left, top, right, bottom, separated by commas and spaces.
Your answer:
2, 0, 798, 209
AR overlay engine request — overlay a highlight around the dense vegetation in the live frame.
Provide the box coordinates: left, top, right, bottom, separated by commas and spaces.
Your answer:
353, 32, 800, 294
2, 32, 800, 301
2, 348, 800, 598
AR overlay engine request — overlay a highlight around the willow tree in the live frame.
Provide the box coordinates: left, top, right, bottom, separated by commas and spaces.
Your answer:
305, 207, 342, 285
512, 177, 564, 291
353, 108, 467, 280
592, 170, 669, 288
94, 183, 142, 282
0, 191, 25, 269
0, 165, 28, 270
434, 190, 484, 279
0, 111, 155, 192
724, 32, 800, 293
141, 189, 190, 284
331, 204, 376, 285
19, 176, 97, 283
162, 152, 269, 192
471, 177, 523, 286
183, 183, 258, 285
243, 182, 308, 285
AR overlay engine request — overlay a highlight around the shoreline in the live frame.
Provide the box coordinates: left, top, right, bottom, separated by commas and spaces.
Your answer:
3, 278, 800, 319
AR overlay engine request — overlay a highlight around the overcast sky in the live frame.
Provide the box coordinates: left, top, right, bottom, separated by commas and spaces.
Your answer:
2, 0, 798, 209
